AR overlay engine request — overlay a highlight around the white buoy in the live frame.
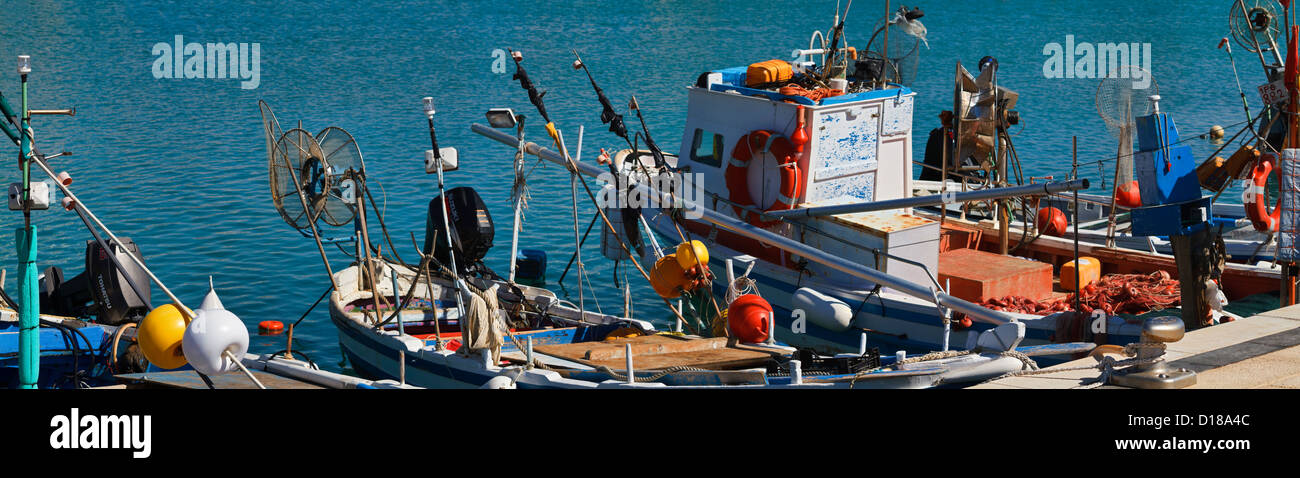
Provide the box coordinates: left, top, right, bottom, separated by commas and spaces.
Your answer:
182, 280, 250, 375
482, 375, 516, 389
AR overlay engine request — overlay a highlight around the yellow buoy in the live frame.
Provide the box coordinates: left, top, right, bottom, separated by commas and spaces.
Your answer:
137, 304, 191, 369
674, 240, 709, 270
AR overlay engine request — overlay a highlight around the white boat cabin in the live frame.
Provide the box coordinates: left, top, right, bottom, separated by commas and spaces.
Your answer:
672, 72, 938, 289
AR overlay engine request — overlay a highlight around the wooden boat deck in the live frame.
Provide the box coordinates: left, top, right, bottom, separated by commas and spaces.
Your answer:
535, 335, 781, 371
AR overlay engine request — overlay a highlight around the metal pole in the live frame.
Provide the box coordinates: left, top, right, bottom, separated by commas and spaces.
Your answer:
508, 118, 526, 282
568, 128, 585, 319
558, 213, 599, 284
16, 65, 37, 388
767, 179, 1089, 218
1072, 137, 1082, 314
426, 105, 467, 319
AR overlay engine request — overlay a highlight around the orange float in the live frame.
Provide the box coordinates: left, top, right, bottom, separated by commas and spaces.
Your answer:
727, 294, 773, 343
1036, 207, 1068, 237
1246, 154, 1281, 232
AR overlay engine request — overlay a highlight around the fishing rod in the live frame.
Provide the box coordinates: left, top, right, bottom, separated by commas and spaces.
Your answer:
508, 49, 559, 146
823, 0, 853, 83
505, 50, 697, 334
571, 50, 633, 150
567, 64, 724, 325
628, 96, 668, 169
570, 50, 648, 260
1218, 37, 1253, 125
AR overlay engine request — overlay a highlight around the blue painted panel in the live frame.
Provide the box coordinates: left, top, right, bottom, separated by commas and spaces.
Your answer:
1134, 113, 1199, 205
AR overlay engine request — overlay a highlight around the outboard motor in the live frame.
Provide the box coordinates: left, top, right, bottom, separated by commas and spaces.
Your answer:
39, 238, 151, 325
423, 187, 495, 273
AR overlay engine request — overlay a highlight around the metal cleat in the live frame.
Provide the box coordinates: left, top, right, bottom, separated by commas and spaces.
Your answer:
1108, 316, 1197, 389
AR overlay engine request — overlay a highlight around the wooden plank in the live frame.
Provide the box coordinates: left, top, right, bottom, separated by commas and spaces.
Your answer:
582, 348, 775, 370
535, 335, 782, 371
534, 335, 721, 361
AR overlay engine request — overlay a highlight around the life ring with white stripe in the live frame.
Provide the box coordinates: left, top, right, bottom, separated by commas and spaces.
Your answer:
725, 130, 803, 228
1245, 154, 1281, 232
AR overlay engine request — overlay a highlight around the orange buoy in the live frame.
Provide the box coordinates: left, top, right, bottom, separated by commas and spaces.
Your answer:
1036, 207, 1068, 237
650, 254, 691, 299
258, 320, 285, 335
1115, 180, 1141, 208
727, 294, 773, 343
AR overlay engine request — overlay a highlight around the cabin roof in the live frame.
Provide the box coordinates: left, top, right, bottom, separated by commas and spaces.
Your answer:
702, 66, 913, 107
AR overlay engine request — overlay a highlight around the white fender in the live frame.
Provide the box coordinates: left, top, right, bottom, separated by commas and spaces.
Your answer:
791, 287, 854, 332
976, 321, 1025, 352
481, 375, 516, 389
182, 284, 250, 375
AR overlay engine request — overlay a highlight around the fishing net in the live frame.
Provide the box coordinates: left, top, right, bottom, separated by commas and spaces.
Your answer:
1096, 66, 1156, 185
270, 128, 328, 230
316, 126, 364, 226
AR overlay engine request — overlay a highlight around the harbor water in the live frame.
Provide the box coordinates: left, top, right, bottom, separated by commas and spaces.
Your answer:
0, 0, 1256, 374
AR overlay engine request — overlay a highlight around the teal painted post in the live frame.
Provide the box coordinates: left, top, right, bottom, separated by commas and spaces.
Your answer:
17, 64, 38, 389
16, 226, 38, 388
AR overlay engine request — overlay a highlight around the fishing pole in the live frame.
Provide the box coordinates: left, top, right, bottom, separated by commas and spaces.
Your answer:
823, 0, 853, 83
571, 51, 648, 259
505, 51, 698, 334
508, 49, 561, 150
628, 96, 668, 169
571, 50, 633, 150
1219, 37, 1253, 125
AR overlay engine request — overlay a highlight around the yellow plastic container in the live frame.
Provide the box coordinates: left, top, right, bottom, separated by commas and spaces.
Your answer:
746, 59, 793, 87
1060, 257, 1100, 291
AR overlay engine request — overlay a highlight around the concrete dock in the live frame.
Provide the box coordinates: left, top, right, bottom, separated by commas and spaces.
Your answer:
973, 304, 1300, 389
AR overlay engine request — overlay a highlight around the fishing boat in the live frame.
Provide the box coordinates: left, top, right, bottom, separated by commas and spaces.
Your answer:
0, 307, 139, 388
257, 94, 1063, 389
911, 180, 1281, 303
469, 3, 1245, 366
326, 254, 1074, 389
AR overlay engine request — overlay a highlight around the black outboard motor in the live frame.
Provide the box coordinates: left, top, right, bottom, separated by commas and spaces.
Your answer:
39, 238, 151, 325
423, 187, 494, 273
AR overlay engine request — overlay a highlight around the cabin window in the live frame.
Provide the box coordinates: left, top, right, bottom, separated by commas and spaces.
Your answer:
690, 129, 724, 168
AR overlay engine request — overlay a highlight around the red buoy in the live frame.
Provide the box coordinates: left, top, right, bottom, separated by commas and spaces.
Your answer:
727, 294, 773, 343
1037, 207, 1068, 237
1115, 180, 1141, 208
258, 320, 284, 335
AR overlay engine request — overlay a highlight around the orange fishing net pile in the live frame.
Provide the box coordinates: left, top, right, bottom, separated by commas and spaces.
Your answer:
978, 271, 1181, 316
779, 84, 843, 102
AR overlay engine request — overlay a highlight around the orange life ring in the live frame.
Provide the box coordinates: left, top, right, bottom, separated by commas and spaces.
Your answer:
725, 130, 803, 228
1246, 154, 1281, 232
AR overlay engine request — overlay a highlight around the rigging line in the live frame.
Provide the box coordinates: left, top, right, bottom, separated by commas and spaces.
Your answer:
363, 182, 406, 267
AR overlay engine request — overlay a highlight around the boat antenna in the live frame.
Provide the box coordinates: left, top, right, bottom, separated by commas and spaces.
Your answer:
571, 50, 633, 150
627, 96, 668, 169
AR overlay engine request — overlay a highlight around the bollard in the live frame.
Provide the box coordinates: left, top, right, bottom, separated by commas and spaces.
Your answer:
624, 343, 635, 384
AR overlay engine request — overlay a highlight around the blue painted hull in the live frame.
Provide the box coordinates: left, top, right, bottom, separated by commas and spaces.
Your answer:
0, 320, 115, 389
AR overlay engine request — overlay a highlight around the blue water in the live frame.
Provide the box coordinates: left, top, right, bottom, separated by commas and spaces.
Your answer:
0, 0, 1259, 374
